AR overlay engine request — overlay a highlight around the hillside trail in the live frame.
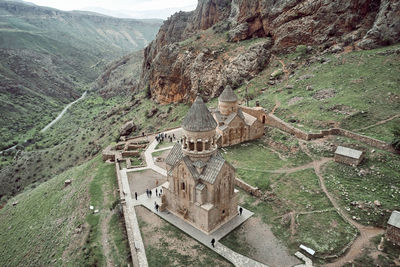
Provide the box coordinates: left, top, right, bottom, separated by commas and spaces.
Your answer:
271, 98, 281, 114
100, 186, 115, 267
298, 141, 384, 267
353, 114, 400, 132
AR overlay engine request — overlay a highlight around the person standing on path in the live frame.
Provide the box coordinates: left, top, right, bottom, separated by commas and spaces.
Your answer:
155, 188, 158, 197
135, 192, 138, 200
239, 207, 243, 216
211, 238, 215, 248
156, 179, 159, 187
149, 190, 152, 197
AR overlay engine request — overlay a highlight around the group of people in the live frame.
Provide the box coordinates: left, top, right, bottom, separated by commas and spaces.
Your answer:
144, 188, 163, 198
155, 132, 176, 143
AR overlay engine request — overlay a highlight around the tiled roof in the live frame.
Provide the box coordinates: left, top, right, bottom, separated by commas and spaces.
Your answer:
243, 111, 257, 126
335, 146, 363, 159
218, 85, 238, 102
182, 96, 217, 132
388, 210, 400, 228
165, 143, 183, 166
196, 183, 205, 190
200, 154, 225, 184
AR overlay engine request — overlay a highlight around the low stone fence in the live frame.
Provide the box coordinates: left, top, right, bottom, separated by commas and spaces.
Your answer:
122, 151, 140, 158
265, 114, 395, 153
126, 144, 147, 151
235, 177, 262, 197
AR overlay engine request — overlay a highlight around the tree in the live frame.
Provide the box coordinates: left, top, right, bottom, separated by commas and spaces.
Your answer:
390, 125, 400, 151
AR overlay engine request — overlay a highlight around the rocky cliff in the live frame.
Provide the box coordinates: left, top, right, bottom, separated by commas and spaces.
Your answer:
140, 0, 400, 104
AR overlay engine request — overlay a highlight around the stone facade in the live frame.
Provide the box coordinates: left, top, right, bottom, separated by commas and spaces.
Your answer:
387, 225, 400, 246
161, 96, 238, 233
387, 210, 400, 246
212, 86, 265, 147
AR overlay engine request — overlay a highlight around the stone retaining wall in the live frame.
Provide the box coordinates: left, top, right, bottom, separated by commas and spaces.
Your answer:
114, 163, 137, 266
121, 151, 140, 158
265, 114, 395, 153
235, 177, 262, 197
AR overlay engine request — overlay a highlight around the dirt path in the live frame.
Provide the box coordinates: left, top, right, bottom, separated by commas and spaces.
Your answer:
100, 211, 114, 267
271, 98, 281, 114
100, 185, 115, 267
298, 142, 384, 267
354, 114, 400, 132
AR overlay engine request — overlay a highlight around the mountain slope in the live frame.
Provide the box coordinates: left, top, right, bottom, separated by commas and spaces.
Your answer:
139, 0, 400, 104
0, 0, 162, 149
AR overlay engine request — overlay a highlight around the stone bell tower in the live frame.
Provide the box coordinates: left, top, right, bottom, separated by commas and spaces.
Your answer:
218, 85, 238, 116
181, 95, 218, 161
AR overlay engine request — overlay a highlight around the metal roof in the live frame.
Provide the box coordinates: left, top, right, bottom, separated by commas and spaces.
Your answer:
335, 146, 363, 159
388, 210, 400, 228
218, 85, 238, 102
182, 96, 217, 132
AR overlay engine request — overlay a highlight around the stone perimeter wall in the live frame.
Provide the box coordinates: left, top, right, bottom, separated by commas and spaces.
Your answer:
265, 114, 395, 153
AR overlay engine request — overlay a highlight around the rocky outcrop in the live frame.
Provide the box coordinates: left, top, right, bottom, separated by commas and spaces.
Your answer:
140, 0, 400, 104
147, 39, 272, 104
120, 121, 136, 136
234, 0, 382, 49
359, 0, 400, 49
94, 51, 143, 98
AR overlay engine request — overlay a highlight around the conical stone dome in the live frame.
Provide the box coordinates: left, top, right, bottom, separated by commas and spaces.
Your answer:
182, 96, 217, 132
218, 85, 238, 103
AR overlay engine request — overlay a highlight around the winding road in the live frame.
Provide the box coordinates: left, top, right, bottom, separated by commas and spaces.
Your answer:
41, 91, 87, 132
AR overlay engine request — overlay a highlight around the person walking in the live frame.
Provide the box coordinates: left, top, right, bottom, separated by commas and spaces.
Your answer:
149, 190, 152, 197
146, 189, 149, 198
239, 207, 243, 216
135, 192, 138, 201
155, 188, 158, 197
211, 238, 215, 248
155, 204, 159, 212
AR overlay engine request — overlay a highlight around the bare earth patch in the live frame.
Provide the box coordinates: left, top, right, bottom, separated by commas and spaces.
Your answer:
288, 96, 304, 106
313, 89, 336, 100
135, 206, 232, 266
127, 169, 167, 195
153, 149, 171, 170
237, 216, 301, 267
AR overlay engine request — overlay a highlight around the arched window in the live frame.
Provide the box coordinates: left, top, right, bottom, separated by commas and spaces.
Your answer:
196, 141, 203, 152
189, 141, 194, 151
182, 182, 185, 190
262, 116, 266, 124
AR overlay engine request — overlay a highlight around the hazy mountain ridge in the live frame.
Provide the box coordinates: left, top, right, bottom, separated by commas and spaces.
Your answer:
0, 0, 162, 149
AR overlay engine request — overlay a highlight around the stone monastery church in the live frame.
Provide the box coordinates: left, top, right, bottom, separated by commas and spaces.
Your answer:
212, 86, 265, 147
161, 95, 239, 233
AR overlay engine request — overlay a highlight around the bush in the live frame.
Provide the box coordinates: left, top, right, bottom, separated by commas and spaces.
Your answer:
390, 125, 400, 151
296, 45, 307, 57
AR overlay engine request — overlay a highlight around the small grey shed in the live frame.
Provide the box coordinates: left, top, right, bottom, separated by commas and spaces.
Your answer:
334, 146, 364, 166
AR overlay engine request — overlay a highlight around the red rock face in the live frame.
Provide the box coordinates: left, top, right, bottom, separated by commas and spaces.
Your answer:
140, 0, 400, 104
236, 0, 380, 49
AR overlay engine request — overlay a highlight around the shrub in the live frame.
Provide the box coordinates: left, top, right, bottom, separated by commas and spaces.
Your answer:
296, 45, 307, 57
390, 125, 400, 151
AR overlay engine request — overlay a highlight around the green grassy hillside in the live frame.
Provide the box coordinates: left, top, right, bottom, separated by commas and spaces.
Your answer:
0, 155, 131, 266
0, 0, 162, 149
